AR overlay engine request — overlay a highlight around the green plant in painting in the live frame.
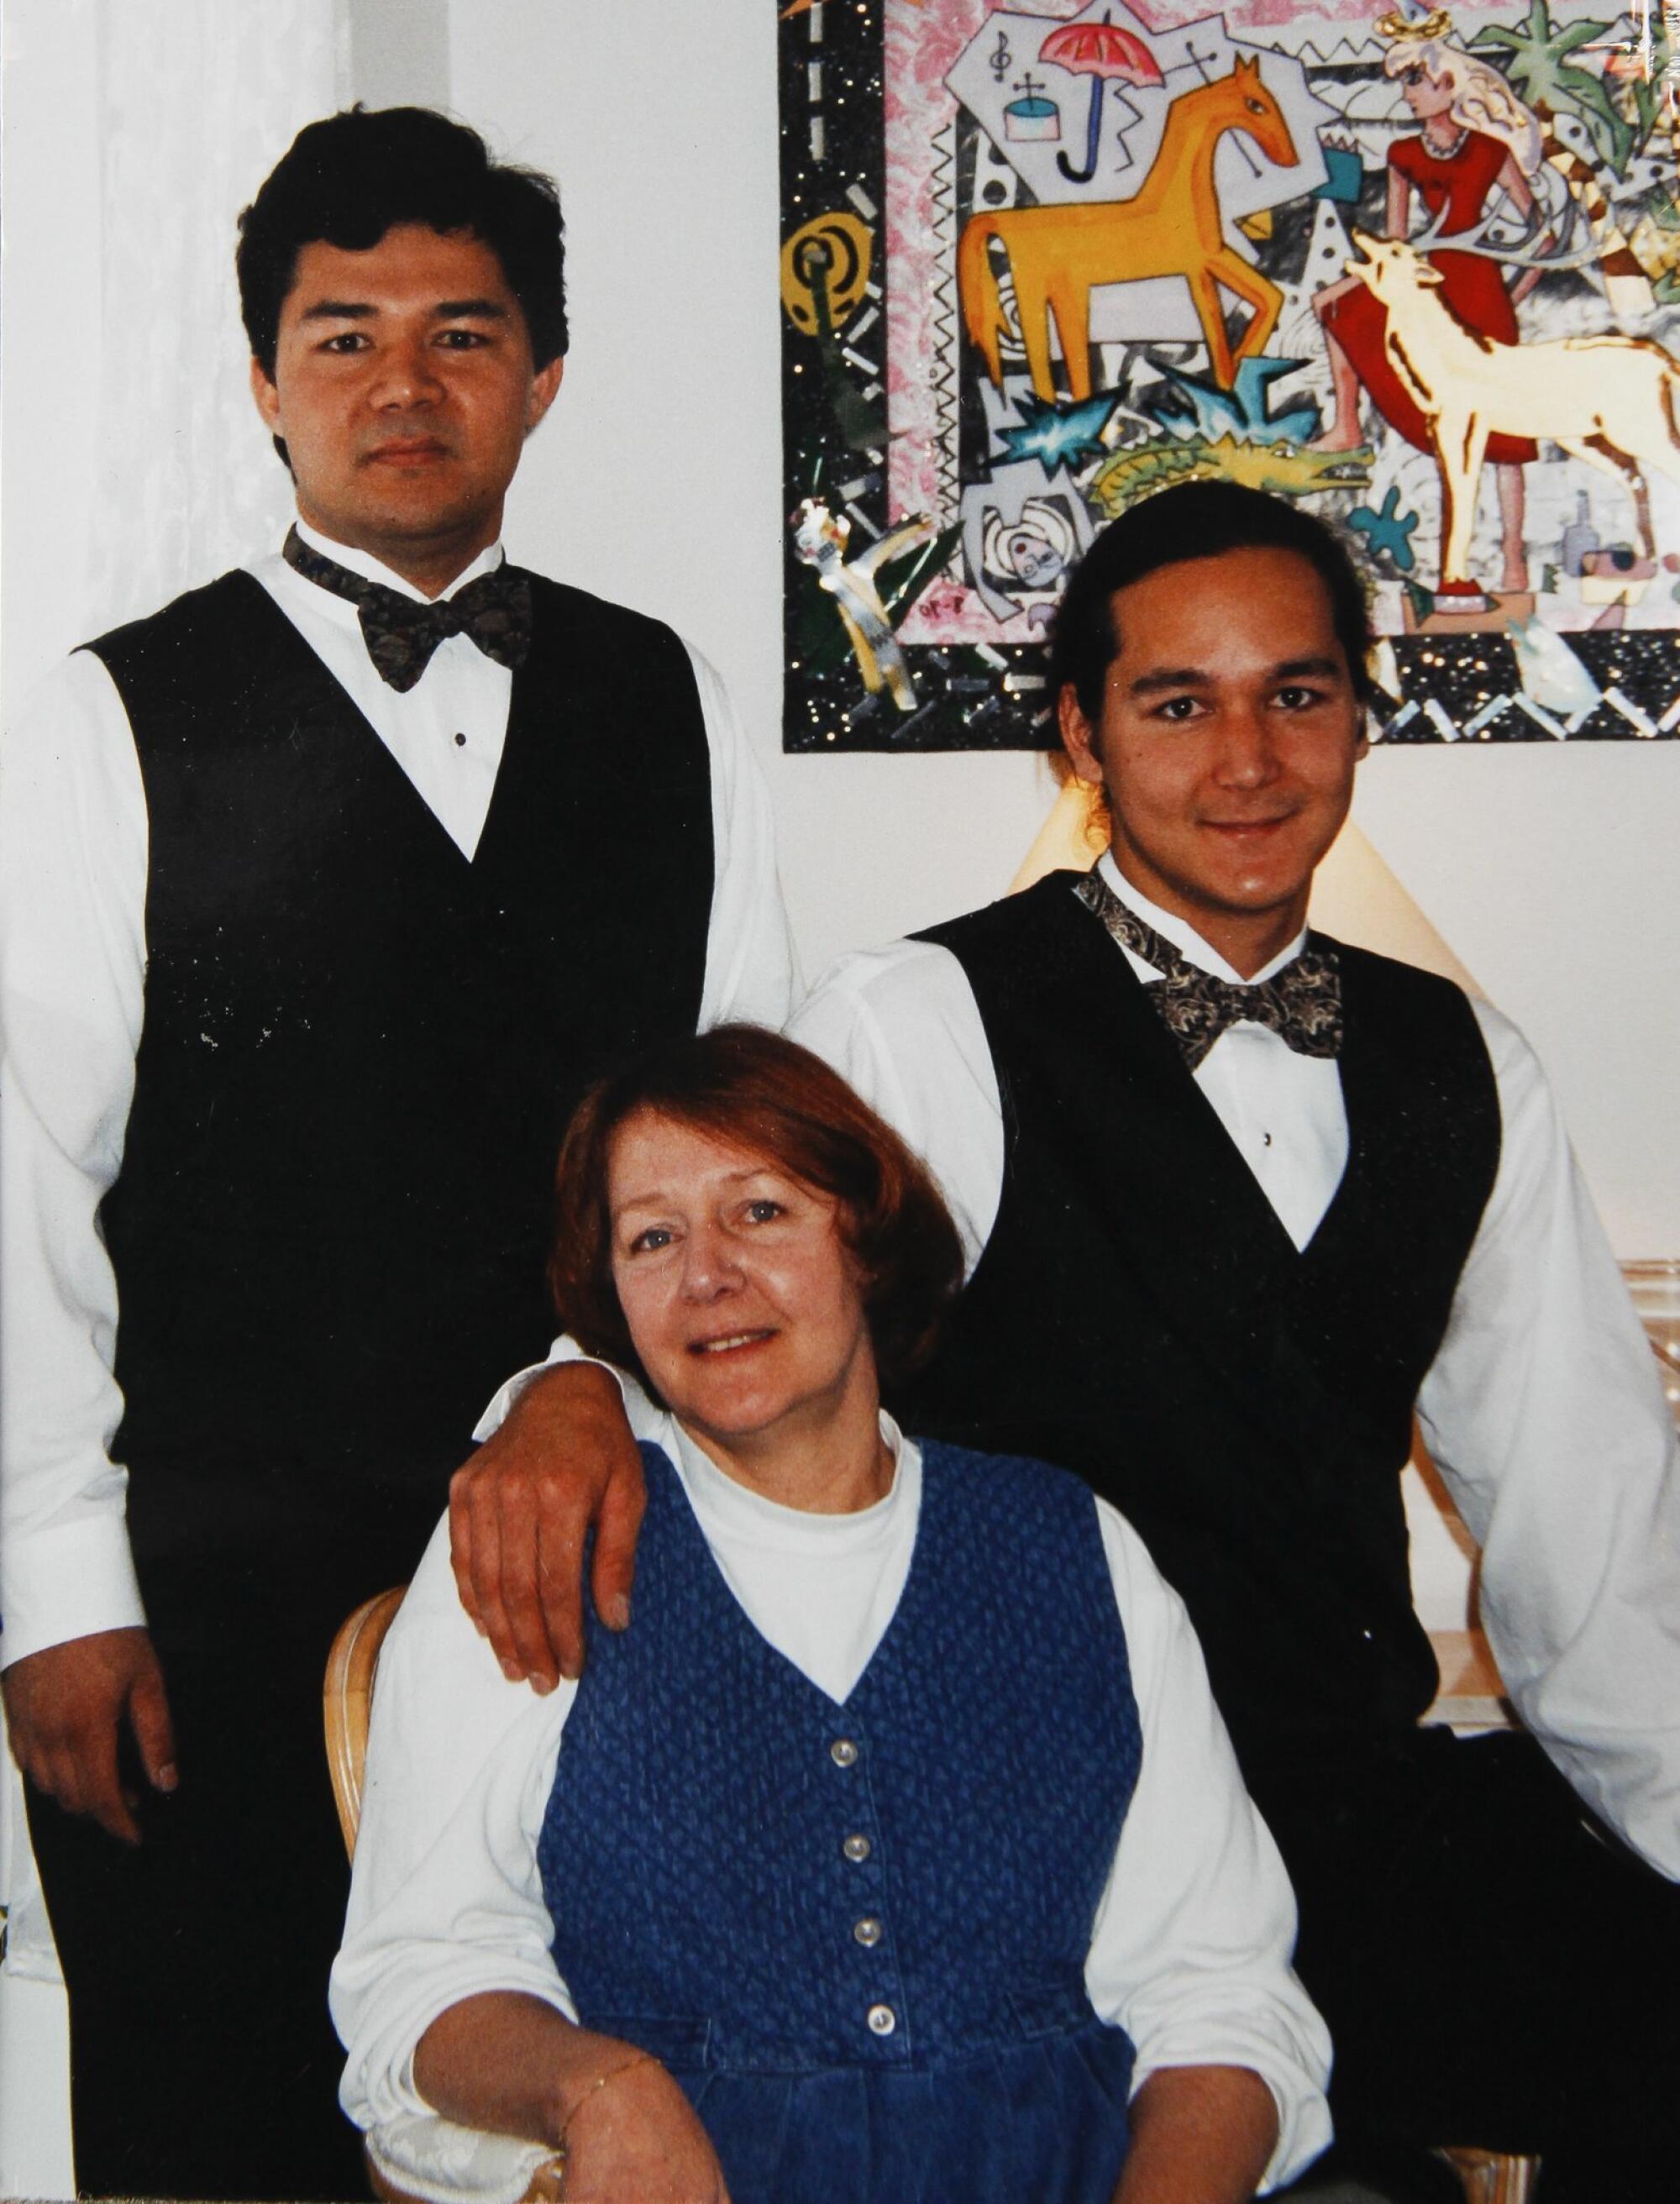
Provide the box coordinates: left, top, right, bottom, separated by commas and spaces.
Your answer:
1474, 0, 1634, 174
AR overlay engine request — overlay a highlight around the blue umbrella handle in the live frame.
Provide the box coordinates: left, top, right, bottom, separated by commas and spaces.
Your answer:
1057, 80, 1104, 184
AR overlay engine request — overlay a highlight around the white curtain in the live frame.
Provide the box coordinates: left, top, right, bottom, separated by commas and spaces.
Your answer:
87, 0, 353, 628
0, 9, 348, 2191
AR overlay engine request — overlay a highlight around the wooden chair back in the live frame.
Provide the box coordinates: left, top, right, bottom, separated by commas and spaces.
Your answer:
323, 1586, 407, 1858
1440, 2146, 1539, 2202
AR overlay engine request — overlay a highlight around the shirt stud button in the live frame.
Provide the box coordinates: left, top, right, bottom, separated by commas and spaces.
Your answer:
843, 1833, 872, 1863
830, 1738, 859, 1767
866, 2002, 896, 2036
853, 1916, 883, 1947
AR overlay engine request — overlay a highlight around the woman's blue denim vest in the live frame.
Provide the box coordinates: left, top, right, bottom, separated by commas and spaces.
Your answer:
538, 1440, 1143, 2203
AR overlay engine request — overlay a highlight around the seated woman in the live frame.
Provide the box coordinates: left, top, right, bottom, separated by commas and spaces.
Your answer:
332, 1026, 1331, 2204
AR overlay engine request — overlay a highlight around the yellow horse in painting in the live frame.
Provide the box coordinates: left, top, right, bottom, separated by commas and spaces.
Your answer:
959, 57, 1299, 398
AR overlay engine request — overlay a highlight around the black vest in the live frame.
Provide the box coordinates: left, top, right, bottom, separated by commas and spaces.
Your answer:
87, 570, 712, 1524
900, 873, 1501, 1806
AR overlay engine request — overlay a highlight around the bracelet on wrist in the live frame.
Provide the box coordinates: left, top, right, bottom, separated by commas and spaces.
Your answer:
557, 2048, 657, 2161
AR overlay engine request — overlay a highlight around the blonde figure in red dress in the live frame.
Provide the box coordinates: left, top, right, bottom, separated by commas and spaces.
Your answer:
1314, 13, 1546, 595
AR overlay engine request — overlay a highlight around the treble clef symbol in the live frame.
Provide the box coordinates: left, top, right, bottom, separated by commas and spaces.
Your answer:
990, 28, 1012, 81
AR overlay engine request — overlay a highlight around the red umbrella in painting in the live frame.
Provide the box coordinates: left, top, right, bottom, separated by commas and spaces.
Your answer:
1039, 11, 1163, 184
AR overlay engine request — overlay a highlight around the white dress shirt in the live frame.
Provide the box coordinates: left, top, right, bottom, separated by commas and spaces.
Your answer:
333, 1413, 1332, 2196
0, 522, 798, 1668
787, 853, 1680, 1880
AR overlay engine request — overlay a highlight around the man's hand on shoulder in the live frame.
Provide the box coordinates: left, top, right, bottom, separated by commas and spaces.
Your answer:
2, 1626, 176, 1846
449, 1362, 647, 1690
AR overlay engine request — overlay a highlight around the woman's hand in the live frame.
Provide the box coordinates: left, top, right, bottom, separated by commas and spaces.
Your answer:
415, 1997, 729, 2203
557, 2054, 731, 2203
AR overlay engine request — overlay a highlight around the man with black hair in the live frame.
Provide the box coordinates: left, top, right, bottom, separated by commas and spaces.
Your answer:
790, 484, 1680, 2199
1, 106, 793, 2199
492, 485, 1680, 2198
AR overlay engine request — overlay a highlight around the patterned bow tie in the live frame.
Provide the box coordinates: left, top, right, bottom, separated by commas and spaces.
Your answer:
283, 527, 533, 692
1074, 869, 1343, 1072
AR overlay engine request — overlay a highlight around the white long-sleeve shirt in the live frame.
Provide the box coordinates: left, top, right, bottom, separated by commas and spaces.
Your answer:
333, 1413, 1333, 2196
0, 521, 799, 1668
787, 855, 1680, 1879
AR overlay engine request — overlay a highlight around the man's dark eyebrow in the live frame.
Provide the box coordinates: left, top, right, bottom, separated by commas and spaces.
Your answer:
1126, 653, 1345, 696
296, 297, 511, 323
1126, 667, 1212, 696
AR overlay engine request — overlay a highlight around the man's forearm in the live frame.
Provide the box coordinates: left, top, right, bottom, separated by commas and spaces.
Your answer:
1112, 2065, 1279, 2204
415, 1991, 595, 2146
1418, 1005, 1680, 1879
414, 1992, 727, 2197
474, 1341, 664, 1448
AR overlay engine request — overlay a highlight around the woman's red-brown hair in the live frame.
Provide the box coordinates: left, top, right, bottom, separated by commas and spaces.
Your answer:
549, 1025, 963, 1397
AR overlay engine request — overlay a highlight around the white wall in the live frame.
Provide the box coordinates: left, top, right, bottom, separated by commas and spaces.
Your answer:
1353, 744, 1680, 1256
1, 0, 104, 706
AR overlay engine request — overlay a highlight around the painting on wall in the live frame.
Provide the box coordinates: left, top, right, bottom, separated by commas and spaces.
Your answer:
779, 0, 1680, 748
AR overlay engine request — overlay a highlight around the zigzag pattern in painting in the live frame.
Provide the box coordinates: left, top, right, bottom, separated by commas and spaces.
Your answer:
928, 115, 963, 517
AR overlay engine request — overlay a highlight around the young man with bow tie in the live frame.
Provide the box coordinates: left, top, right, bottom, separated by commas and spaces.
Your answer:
0, 106, 793, 2199
491, 485, 1680, 2198
792, 484, 1680, 2199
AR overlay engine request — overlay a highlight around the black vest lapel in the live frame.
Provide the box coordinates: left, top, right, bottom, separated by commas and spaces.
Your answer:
980, 886, 1306, 1414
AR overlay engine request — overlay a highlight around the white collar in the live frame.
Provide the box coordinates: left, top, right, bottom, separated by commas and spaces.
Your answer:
661, 1409, 914, 1556
290, 515, 506, 605
1096, 851, 1308, 987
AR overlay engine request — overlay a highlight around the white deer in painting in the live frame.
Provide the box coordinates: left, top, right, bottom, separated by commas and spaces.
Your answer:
1347, 231, 1680, 591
